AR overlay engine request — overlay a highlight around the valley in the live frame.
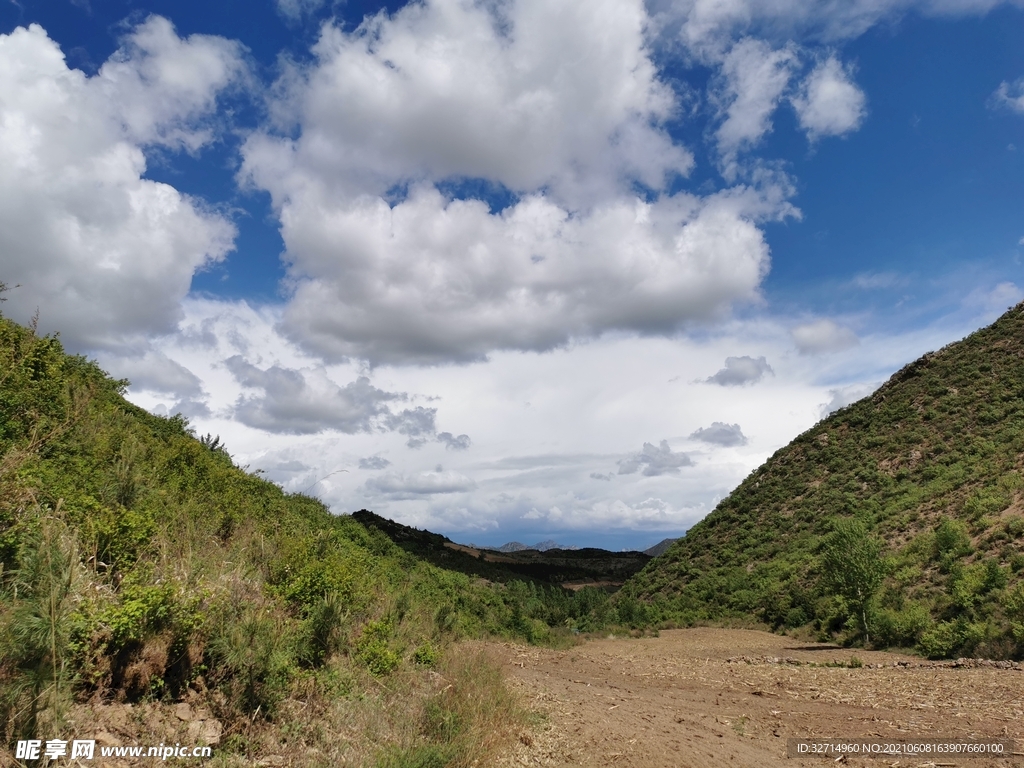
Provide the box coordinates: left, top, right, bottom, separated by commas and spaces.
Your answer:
491, 628, 1023, 767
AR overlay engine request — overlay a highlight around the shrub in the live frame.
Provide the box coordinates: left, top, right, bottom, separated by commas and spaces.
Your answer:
918, 619, 986, 659
871, 603, 930, 648
206, 602, 295, 716
413, 642, 439, 667
0, 518, 83, 740
298, 592, 348, 668
357, 620, 400, 676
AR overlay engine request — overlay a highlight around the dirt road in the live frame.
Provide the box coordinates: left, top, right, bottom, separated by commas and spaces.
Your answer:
490, 628, 1023, 767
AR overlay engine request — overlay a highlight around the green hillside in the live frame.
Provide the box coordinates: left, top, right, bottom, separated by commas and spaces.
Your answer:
625, 303, 1024, 659
0, 309, 628, 766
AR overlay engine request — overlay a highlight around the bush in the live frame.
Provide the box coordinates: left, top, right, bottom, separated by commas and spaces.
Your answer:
917, 619, 986, 659
413, 642, 439, 667
357, 620, 400, 676
298, 592, 348, 668
206, 602, 295, 716
0, 518, 82, 740
871, 603, 930, 648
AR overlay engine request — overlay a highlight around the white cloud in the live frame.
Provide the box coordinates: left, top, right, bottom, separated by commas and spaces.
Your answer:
792, 55, 866, 140
992, 77, 1024, 113
690, 421, 748, 446
95, 16, 250, 152
791, 318, 859, 354
712, 37, 798, 174
705, 354, 773, 385
239, 0, 800, 365
248, 0, 688, 207
119, 296, 1002, 546
271, 184, 788, 365
0, 20, 243, 349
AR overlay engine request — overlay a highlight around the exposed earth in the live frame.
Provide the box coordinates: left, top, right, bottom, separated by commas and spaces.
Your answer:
490, 628, 1024, 767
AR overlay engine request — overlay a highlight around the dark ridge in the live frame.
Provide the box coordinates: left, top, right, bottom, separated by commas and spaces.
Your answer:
352, 510, 650, 590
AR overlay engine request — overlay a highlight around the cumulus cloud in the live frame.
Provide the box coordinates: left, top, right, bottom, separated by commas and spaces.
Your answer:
0, 19, 243, 349
225, 357, 402, 434
365, 470, 477, 498
705, 355, 773, 385
712, 38, 798, 174
792, 56, 867, 140
94, 16, 250, 152
992, 77, 1024, 113
690, 422, 748, 446
247, 0, 688, 206
272, 186, 787, 365
358, 455, 391, 470
239, 0, 797, 365
618, 440, 693, 476
791, 318, 859, 354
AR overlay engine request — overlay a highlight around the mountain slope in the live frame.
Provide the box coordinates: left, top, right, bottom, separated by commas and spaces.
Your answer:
0, 312, 584, 762
626, 304, 1024, 659
354, 510, 649, 588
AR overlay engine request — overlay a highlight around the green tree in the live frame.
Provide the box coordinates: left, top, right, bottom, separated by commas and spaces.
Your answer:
820, 518, 887, 645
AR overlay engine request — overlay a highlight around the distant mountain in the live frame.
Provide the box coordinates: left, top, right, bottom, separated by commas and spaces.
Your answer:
494, 541, 529, 552
531, 539, 578, 552
625, 303, 1024, 659
642, 538, 678, 557
354, 511, 647, 589
485, 540, 579, 552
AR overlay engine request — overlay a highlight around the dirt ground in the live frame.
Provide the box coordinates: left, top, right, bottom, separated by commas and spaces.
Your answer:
488, 628, 1024, 768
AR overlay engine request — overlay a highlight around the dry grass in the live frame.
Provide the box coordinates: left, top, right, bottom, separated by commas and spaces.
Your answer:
41, 643, 528, 768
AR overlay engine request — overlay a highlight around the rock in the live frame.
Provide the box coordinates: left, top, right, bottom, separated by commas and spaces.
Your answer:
201, 719, 223, 746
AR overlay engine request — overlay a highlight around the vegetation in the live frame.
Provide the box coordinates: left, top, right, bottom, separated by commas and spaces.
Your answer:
9, 285, 1022, 762
626, 302, 1024, 660
0, 311, 639, 765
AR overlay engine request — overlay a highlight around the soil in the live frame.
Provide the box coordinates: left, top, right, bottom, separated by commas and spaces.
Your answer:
489, 628, 1024, 768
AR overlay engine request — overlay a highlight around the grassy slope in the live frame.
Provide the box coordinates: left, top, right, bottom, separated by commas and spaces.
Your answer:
625, 304, 1024, 659
0, 314, 575, 765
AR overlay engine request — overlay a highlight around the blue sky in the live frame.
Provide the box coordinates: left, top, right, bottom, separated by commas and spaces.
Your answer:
2, 0, 1023, 550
